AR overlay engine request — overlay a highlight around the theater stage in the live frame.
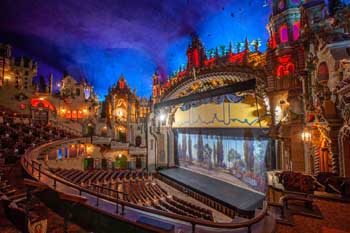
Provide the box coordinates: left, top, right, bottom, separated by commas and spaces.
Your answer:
158, 167, 265, 214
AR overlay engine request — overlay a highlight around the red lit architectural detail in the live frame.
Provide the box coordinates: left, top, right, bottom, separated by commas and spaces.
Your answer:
72, 110, 77, 119
204, 57, 216, 66
164, 81, 171, 88
78, 111, 83, 119
30, 98, 56, 111
193, 48, 200, 67
228, 51, 246, 64
293, 22, 300, 41
276, 55, 295, 77
19, 103, 26, 110
279, 25, 289, 43
119, 79, 125, 89
270, 33, 277, 49
186, 35, 206, 69
66, 110, 71, 119
177, 71, 187, 77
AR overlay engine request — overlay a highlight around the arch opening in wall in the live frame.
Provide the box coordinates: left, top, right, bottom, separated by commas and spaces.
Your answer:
279, 24, 289, 43
339, 126, 350, 176
101, 125, 107, 137
317, 62, 330, 84
293, 22, 300, 41
135, 136, 142, 147
115, 125, 127, 143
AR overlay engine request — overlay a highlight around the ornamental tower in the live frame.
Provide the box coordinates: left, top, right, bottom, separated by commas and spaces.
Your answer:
266, 0, 307, 172
186, 34, 207, 70
267, 0, 305, 84
152, 72, 161, 104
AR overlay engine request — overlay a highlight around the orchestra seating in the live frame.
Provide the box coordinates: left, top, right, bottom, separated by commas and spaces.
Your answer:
0, 172, 25, 199
51, 168, 214, 221
0, 113, 81, 231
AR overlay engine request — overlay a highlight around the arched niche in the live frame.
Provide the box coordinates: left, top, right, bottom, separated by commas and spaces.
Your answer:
317, 62, 330, 85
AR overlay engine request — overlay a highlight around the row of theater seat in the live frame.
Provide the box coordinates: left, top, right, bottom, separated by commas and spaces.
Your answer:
0, 118, 75, 164
0, 170, 49, 233
0, 170, 26, 203
51, 168, 214, 221
51, 168, 152, 187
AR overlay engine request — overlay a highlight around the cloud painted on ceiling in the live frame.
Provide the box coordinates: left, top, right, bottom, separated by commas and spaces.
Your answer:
0, 0, 272, 99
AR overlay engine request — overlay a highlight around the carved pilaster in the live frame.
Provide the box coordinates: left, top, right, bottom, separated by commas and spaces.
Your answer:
328, 119, 343, 174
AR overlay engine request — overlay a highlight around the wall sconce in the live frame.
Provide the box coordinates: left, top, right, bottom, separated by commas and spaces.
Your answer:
301, 128, 312, 143
159, 112, 166, 122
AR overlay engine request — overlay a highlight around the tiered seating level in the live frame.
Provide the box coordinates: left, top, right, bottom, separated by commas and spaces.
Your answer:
52, 168, 214, 221
0, 171, 26, 201
0, 120, 75, 164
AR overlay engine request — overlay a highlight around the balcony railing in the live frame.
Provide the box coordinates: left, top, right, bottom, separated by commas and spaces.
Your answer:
21, 138, 270, 233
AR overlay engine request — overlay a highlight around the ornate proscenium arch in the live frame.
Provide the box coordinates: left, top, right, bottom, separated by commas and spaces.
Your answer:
153, 65, 270, 129
155, 65, 267, 110
154, 79, 256, 110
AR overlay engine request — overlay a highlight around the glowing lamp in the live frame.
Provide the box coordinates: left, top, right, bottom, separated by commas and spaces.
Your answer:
39, 97, 44, 101
83, 109, 87, 113
159, 113, 166, 122
118, 154, 122, 158
301, 129, 311, 142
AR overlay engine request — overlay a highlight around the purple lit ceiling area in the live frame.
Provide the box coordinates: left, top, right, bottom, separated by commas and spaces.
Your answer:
0, 0, 272, 99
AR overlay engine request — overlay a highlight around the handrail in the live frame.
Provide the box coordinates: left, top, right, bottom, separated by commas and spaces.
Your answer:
90, 183, 129, 197
21, 138, 269, 232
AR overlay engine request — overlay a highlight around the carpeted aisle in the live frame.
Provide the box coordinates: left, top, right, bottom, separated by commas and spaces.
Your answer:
276, 199, 350, 233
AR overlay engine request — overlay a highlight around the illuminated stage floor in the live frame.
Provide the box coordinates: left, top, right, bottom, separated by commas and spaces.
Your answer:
159, 167, 265, 213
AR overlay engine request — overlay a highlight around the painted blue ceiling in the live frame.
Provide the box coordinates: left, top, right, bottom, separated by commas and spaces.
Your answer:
0, 0, 273, 99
